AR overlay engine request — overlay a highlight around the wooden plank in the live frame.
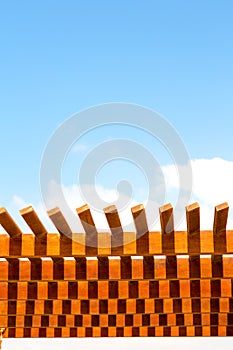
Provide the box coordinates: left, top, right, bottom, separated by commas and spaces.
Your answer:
19, 258, 31, 281
47, 207, 73, 256
213, 202, 228, 253
226, 230, 233, 253
175, 231, 188, 254
154, 256, 166, 279
72, 233, 86, 256
0, 208, 22, 238
177, 255, 189, 279
21, 233, 34, 257
186, 202, 200, 254
3, 279, 233, 301
131, 256, 143, 279
52, 257, 64, 280
98, 232, 111, 255
131, 204, 149, 255
200, 255, 212, 278
20, 206, 47, 237
1, 325, 230, 338
0, 208, 22, 256
7, 257, 19, 280
41, 257, 53, 280
47, 207, 72, 237
159, 203, 174, 254
0, 232, 232, 257
2, 256, 233, 281
47, 233, 60, 256
223, 254, 233, 278
123, 232, 136, 255
104, 205, 123, 255
20, 206, 47, 257
149, 231, 162, 254
108, 257, 121, 280
0, 258, 8, 281
0, 234, 9, 258
76, 205, 98, 256
0, 296, 233, 327
64, 257, 76, 280
200, 230, 214, 254
86, 257, 98, 280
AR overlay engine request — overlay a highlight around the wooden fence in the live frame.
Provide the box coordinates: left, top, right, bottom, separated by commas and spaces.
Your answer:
1, 202, 233, 337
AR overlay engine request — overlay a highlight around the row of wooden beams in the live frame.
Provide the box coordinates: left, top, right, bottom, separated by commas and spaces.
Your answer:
0, 230, 233, 257
0, 255, 233, 281
1, 312, 233, 328
1, 297, 232, 315
3, 325, 232, 338
0, 278, 232, 300
0, 202, 230, 257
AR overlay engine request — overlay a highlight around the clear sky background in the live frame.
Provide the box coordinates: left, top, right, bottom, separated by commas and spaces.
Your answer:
0, 0, 233, 348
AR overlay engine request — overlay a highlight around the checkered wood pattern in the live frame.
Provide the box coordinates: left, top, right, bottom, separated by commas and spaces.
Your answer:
0, 202, 233, 337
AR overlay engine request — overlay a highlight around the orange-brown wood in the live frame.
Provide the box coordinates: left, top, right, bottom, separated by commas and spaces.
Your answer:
108, 256, 121, 280
0, 208, 22, 238
123, 232, 136, 255
76, 205, 98, 256
104, 205, 123, 255
2, 202, 233, 339
20, 206, 47, 256
177, 255, 189, 279
20, 206, 47, 237
0, 229, 233, 257
213, 202, 228, 253
131, 204, 149, 255
98, 232, 111, 255
19, 258, 30, 281
0, 208, 22, 256
64, 257, 76, 280
0, 259, 8, 281
131, 256, 143, 279
154, 256, 166, 279
186, 202, 200, 254
41, 257, 53, 280
47, 207, 73, 256
86, 257, 98, 280
159, 203, 174, 254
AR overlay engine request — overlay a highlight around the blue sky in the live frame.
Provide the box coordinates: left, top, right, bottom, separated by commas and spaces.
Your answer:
0, 1, 233, 202
0, 0, 233, 348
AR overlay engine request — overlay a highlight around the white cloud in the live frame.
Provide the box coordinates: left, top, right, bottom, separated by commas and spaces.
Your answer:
162, 157, 233, 229
71, 143, 89, 153
12, 195, 28, 208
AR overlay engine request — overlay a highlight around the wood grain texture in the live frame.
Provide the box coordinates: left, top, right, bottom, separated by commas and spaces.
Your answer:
186, 202, 200, 254
76, 205, 98, 256
0, 208, 22, 256
0, 230, 232, 257
1, 203, 233, 339
20, 206, 47, 256
131, 204, 149, 255
213, 202, 228, 253
20, 207, 47, 237
2, 325, 232, 338
0, 208, 22, 238
104, 205, 123, 255
159, 204, 174, 254
47, 207, 73, 257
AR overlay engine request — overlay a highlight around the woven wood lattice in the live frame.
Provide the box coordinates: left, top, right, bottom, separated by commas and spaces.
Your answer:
0, 202, 233, 337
